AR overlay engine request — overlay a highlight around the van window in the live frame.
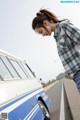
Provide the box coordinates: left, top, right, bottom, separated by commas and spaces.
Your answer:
18, 62, 30, 78
10, 60, 28, 79
1, 56, 20, 78
0, 58, 13, 79
21, 62, 34, 78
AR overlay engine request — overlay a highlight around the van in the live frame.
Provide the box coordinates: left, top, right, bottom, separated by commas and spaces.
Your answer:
0, 49, 50, 120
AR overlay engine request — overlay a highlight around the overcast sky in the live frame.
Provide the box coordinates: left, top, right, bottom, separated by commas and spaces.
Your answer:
0, 0, 80, 82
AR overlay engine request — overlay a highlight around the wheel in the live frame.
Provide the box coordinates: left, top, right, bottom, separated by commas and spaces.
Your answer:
38, 100, 51, 120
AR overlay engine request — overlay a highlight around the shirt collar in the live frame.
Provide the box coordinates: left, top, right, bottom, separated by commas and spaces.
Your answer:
54, 22, 60, 38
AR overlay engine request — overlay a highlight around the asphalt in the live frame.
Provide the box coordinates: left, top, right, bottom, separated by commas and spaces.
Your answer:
45, 80, 62, 120
44, 78, 80, 120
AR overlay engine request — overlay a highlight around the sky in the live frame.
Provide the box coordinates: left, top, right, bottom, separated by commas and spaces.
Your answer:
0, 0, 80, 82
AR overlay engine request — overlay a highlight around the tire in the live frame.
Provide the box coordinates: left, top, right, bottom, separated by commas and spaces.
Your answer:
38, 100, 51, 120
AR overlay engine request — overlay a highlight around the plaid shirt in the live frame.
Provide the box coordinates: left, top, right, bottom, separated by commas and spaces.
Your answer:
54, 21, 80, 78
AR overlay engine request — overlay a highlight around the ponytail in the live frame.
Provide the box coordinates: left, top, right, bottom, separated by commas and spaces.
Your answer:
32, 9, 68, 30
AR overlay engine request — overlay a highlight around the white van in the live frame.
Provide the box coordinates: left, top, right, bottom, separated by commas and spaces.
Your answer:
0, 49, 50, 120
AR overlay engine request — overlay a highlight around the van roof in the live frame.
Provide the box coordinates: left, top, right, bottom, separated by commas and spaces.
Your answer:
0, 49, 25, 62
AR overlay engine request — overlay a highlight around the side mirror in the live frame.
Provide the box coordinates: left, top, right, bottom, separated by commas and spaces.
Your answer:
39, 78, 42, 81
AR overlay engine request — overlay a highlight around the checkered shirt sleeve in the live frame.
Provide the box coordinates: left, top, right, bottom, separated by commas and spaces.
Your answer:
55, 22, 80, 78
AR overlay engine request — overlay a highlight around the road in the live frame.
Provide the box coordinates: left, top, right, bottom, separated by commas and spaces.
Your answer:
45, 80, 73, 120
46, 80, 62, 120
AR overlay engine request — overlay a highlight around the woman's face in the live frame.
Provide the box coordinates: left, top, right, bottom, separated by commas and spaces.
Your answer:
35, 21, 52, 36
35, 26, 51, 36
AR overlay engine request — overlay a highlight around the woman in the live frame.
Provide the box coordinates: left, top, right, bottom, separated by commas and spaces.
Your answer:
32, 9, 80, 93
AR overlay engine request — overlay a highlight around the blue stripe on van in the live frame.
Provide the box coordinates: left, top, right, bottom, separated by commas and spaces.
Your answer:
0, 88, 49, 120
24, 104, 39, 120
0, 88, 43, 111
7, 91, 46, 120
30, 108, 44, 120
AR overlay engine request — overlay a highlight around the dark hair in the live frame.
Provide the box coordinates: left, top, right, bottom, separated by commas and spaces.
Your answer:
32, 9, 68, 30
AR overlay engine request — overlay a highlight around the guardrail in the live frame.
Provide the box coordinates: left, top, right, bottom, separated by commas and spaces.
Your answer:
63, 78, 80, 120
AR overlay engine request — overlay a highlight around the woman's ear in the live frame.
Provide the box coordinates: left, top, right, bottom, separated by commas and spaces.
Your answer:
43, 20, 49, 26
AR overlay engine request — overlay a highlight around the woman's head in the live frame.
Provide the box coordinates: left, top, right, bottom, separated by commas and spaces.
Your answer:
32, 9, 66, 36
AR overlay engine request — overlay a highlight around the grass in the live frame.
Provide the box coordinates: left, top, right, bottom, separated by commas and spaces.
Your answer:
41, 80, 57, 88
